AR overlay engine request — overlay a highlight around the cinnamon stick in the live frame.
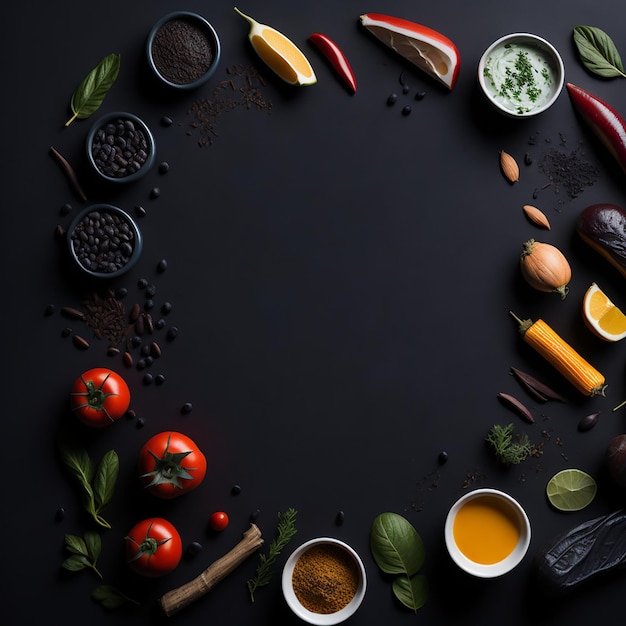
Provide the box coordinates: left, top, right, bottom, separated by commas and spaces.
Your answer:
159, 524, 263, 616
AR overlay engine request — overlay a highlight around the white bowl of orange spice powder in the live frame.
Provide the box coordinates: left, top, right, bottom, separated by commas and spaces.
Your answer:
281, 537, 366, 625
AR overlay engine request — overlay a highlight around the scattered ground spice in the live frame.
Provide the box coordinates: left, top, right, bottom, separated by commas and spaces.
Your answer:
186, 64, 272, 146
292, 544, 359, 614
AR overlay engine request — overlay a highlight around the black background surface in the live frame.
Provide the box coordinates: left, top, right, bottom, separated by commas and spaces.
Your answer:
3, 1, 626, 624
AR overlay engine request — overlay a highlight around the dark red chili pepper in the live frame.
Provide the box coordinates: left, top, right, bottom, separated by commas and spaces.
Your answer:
567, 82, 626, 176
308, 32, 357, 93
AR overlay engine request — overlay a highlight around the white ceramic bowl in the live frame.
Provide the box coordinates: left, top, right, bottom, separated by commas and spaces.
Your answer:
478, 33, 564, 118
444, 488, 531, 578
282, 537, 366, 625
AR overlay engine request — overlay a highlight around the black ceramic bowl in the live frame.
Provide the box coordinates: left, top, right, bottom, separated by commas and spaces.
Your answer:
146, 11, 221, 89
67, 204, 143, 278
86, 112, 155, 183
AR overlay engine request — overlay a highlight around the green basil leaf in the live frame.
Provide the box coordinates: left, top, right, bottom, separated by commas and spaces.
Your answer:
392, 574, 429, 612
573, 26, 626, 78
370, 512, 425, 576
66, 53, 121, 126
62, 554, 90, 572
64, 533, 88, 556
92, 585, 139, 609
93, 450, 119, 512
83, 531, 102, 562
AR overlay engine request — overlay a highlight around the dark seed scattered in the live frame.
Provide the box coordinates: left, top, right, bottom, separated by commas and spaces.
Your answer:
159, 161, 170, 174
415, 91, 426, 100
181, 402, 193, 414
524, 153, 533, 166
73, 335, 90, 350
157, 258, 168, 273
150, 187, 161, 199
335, 510, 345, 525
167, 326, 179, 341
161, 116, 173, 127
162, 302, 172, 314
145, 283, 157, 297
387, 93, 398, 106
136, 417, 145, 428
117, 287, 128, 298
55, 507, 65, 522
54, 224, 65, 239
45, 304, 56, 315
61, 327, 72, 337
578, 411, 601, 432
123, 351, 133, 367
60, 203, 73, 215
231, 484, 242, 495
135, 205, 147, 217
155, 373, 166, 385
136, 358, 146, 370
130, 335, 142, 348
151, 342, 162, 357
402, 84, 410, 94
156, 318, 167, 329
129, 302, 141, 322
249, 508, 260, 522
143, 373, 154, 385
401, 105, 412, 116
108, 346, 121, 356
187, 541, 203, 556
62, 306, 85, 320
438, 451, 449, 464
126, 409, 137, 419
144, 299, 155, 310
138, 278, 149, 289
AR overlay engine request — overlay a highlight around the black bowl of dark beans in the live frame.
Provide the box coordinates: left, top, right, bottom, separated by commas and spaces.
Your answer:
146, 11, 221, 89
86, 112, 155, 183
67, 204, 143, 278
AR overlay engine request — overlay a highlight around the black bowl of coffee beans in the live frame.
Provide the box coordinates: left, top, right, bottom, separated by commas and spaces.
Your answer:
86, 112, 155, 183
67, 204, 143, 278
146, 11, 221, 89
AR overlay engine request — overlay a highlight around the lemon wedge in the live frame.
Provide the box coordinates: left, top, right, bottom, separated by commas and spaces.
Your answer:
582, 282, 626, 342
234, 8, 317, 86
360, 13, 460, 90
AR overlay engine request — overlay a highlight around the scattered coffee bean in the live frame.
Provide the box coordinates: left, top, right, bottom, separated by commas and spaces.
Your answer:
126, 409, 136, 419
438, 451, 449, 464
108, 346, 121, 356
231, 484, 242, 495
62, 306, 85, 320
155, 373, 166, 385
157, 258, 168, 273
135, 314, 145, 335
135, 205, 147, 217
159, 161, 170, 174
54, 224, 65, 239
187, 541, 203, 556
335, 510, 345, 525
387, 93, 398, 105
524, 152, 533, 166
129, 302, 141, 322
61, 327, 72, 337
401, 105, 412, 116
123, 351, 134, 367
161, 116, 173, 127
136, 417, 145, 428
181, 402, 193, 414
150, 187, 161, 199
144, 313, 154, 333
151, 341, 162, 357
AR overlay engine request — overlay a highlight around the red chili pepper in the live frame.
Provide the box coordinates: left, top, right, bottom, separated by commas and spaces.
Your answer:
567, 82, 626, 176
308, 32, 357, 93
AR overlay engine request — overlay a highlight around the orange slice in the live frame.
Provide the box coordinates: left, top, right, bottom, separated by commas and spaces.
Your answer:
234, 8, 316, 86
360, 13, 460, 90
582, 282, 626, 341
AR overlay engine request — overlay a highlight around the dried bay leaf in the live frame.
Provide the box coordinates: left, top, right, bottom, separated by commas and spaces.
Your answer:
65, 53, 121, 126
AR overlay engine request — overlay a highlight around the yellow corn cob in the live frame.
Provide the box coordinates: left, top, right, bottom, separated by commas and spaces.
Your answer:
510, 312, 606, 397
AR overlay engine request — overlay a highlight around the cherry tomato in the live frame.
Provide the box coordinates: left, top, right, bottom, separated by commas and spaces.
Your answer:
70, 367, 131, 428
209, 511, 229, 531
138, 431, 207, 499
125, 517, 182, 577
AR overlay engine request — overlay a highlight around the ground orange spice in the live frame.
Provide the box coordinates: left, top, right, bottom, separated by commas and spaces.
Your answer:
292, 544, 360, 614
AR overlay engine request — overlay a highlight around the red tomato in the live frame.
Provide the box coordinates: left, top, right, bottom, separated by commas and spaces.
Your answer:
209, 511, 229, 531
125, 517, 182, 577
138, 431, 207, 499
70, 367, 131, 428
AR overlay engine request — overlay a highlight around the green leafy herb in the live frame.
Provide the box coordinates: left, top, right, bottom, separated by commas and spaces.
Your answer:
486, 423, 534, 465
573, 26, 626, 78
59, 444, 119, 528
62, 531, 103, 579
65, 53, 121, 126
370, 512, 428, 612
247, 508, 297, 602
92, 585, 139, 610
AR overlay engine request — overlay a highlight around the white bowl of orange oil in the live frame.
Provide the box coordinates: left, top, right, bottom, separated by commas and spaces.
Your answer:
444, 488, 531, 578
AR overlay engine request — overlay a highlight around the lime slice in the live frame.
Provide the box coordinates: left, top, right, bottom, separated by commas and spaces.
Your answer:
546, 469, 597, 511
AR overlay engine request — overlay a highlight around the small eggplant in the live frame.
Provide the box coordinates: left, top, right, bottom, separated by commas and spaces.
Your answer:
566, 82, 626, 175
577, 203, 626, 279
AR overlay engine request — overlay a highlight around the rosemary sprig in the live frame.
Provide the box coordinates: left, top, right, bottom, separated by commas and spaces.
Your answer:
247, 508, 297, 602
486, 423, 534, 465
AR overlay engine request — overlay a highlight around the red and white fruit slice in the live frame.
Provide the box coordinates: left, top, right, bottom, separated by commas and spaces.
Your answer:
360, 13, 460, 90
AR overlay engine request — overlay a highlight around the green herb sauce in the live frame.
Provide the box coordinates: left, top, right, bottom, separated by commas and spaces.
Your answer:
483, 43, 555, 114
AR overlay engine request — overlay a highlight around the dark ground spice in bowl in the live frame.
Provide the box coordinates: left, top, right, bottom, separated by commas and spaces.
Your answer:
292, 543, 360, 614
148, 12, 221, 88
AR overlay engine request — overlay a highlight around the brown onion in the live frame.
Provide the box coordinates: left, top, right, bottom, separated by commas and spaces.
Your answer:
520, 239, 571, 299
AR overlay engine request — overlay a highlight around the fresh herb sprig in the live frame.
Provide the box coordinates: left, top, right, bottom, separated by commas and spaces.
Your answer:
59, 444, 119, 529
247, 508, 297, 602
65, 53, 121, 126
486, 423, 534, 465
62, 531, 103, 579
